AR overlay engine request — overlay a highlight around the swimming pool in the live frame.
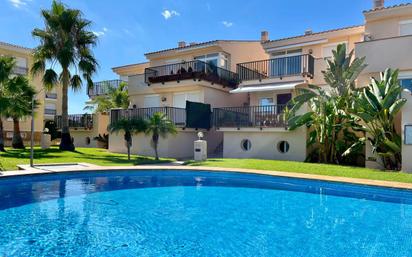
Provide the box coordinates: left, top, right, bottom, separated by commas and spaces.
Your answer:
0, 169, 411, 256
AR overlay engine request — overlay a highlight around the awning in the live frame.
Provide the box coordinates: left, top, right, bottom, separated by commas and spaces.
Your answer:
230, 81, 305, 93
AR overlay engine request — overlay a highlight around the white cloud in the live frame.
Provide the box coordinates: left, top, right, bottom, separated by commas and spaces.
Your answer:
92, 27, 108, 37
161, 9, 180, 20
8, 0, 30, 8
222, 21, 234, 28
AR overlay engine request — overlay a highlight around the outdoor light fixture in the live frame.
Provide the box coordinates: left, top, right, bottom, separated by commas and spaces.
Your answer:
197, 131, 204, 140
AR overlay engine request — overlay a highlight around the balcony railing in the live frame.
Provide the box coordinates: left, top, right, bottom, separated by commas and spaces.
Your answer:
12, 66, 28, 75
213, 105, 288, 128
88, 79, 124, 97
45, 93, 57, 99
144, 60, 239, 88
55, 114, 93, 129
44, 109, 57, 115
236, 54, 315, 81
111, 107, 186, 127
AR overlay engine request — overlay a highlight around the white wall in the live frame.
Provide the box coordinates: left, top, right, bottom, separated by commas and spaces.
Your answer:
222, 127, 307, 161
402, 91, 412, 173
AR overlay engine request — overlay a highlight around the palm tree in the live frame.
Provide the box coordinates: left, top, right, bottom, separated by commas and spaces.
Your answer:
144, 112, 177, 160
0, 56, 15, 152
348, 69, 407, 170
5, 76, 37, 149
84, 81, 129, 113
31, 0, 98, 151
108, 118, 146, 160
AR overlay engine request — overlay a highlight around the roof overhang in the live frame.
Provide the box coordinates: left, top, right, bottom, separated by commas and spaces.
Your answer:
230, 81, 305, 93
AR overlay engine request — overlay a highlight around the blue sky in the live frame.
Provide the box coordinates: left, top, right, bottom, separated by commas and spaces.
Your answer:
0, 0, 409, 113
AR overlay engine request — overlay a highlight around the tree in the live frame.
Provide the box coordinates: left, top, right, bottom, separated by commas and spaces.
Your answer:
108, 118, 146, 160
84, 81, 129, 114
348, 69, 406, 170
144, 112, 177, 160
31, 0, 98, 151
4, 76, 37, 149
287, 43, 366, 164
0, 56, 15, 152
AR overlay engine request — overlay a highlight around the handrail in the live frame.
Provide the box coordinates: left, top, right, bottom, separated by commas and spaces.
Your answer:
144, 60, 239, 88
88, 79, 124, 97
55, 114, 94, 129
110, 107, 187, 127
236, 54, 314, 81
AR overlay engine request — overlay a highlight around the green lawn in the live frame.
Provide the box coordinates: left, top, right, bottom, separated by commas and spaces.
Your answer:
185, 158, 412, 184
0, 147, 173, 171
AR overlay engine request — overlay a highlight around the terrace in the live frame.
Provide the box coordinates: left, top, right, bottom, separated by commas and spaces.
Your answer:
213, 105, 288, 129
110, 107, 187, 127
55, 114, 94, 130
236, 54, 314, 82
144, 60, 239, 88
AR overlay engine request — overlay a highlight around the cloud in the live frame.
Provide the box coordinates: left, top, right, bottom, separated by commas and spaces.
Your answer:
92, 27, 108, 37
8, 0, 30, 8
161, 9, 180, 20
222, 21, 234, 28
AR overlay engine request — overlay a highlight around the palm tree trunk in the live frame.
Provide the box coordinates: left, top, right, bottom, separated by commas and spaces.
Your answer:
127, 141, 131, 161
12, 117, 24, 149
0, 119, 4, 152
59, 68, 75, 151
154, 143, 159, 161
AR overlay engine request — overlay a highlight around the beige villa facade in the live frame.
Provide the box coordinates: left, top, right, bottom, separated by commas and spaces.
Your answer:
0, 41, 62, 146
107, 0, 412, 172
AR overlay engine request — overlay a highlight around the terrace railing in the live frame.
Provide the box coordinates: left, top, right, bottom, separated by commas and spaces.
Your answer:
144, 60, 239, 88
55, 114, 94, 129
236, 54, 314, 81
213, 105, 288, 128
11, 66, 28, 75
45, 93, 58, 99
110, 107, 186, 127
88, 79, 124, 97
44, 109, 57, 116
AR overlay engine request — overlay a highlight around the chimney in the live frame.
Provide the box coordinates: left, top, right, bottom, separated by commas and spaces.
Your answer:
305, 29, 313, 35
261, 31, 269, 42
178, 41, 186, 48
373, 0, 384, 9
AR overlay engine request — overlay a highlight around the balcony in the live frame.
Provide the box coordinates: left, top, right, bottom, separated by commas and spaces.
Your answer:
45, 93, 57, 99
213, 105, 288, 128
12, 66, 28, 76
236, 54, 314, 82
144, 60, 239, 88
44, 109, 57, 116
55, 114, 93, 130
88, 79, 123, 97
111, 107, 187, 127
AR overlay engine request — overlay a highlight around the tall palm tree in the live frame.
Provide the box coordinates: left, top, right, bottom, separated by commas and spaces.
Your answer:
84, 81, 129, 114
5, 76, 37, 149
108, 118, 146, 160
0, 56, 17, 152
31, 0, 98, 151
144, 112, 177, 160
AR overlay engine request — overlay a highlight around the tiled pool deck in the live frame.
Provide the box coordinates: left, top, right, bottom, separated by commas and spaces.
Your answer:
1, 163, 412, 190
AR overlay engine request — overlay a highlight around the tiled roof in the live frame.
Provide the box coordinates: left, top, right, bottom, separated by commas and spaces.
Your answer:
363, 3, 412, 13
112, 61, 149, 70
145, 40, 259, 56
263, 25, 364, 44
0, 41, 32, 52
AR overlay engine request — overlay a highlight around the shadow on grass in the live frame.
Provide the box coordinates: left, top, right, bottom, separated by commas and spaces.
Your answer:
183, 159, 226, 166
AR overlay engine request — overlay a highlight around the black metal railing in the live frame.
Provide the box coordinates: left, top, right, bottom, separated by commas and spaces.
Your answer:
45, 93, 57, 99
12, 66, 28, 75
213, 105, 288, 128
236, 54, 315, 81
55, 114, 94, 129
88, 79, 124, 97
110, 107, 186, 127
144, 60, 239, 88
44, 109, 57, 115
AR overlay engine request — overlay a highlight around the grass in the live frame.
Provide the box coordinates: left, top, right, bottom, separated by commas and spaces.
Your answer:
0, 146, 174, 171
185, 158, 412, 184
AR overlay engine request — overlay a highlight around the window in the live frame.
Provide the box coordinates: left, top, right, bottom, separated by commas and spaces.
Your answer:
400, 78, 412, 92
195, 53, 219, 67
400, 20, 412, 36
259, 97, 274, 106
322, 42, 347, 58
277, 141, 290, 153
270, 49, 302, 76
240, 139, 252, 151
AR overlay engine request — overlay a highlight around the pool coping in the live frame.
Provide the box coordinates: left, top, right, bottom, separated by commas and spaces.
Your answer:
1, 164, 412, 190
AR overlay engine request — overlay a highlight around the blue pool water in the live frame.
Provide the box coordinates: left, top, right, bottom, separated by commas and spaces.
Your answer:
0, 170, 412, 257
